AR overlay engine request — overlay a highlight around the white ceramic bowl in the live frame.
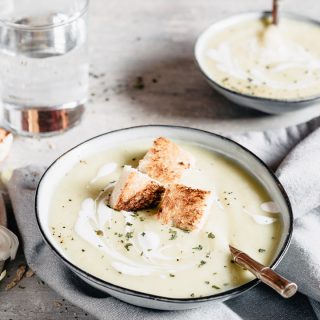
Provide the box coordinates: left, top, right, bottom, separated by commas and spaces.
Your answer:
194, 11, 320, 114
35, 125, 293, 310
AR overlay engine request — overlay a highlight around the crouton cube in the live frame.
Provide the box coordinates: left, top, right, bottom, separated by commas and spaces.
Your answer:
138, 137, 194, 184
158, 184, 212, 231
109, 166, 164, 211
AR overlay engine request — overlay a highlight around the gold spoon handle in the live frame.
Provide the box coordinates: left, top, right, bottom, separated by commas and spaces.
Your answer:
229, 245, 298, 298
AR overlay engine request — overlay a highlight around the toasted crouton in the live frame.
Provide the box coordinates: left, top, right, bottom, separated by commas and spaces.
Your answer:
158, 184, 212, 231
109, 166, 164, 211
138, 137, 194, 184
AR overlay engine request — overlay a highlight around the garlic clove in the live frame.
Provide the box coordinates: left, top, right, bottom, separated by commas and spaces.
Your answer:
0, 128, 13, 163
0, 225, 19, 261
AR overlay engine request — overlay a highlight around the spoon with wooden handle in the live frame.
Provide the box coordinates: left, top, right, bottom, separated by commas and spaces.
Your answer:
272, 0, 279, 25
229, 245, 297, 298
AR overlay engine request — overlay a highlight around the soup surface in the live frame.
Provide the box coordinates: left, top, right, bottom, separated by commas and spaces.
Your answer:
49, 139, 282, 298
198, 17, 320, 100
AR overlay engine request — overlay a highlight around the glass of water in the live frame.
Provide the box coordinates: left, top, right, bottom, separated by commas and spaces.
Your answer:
0, 0, 89, 136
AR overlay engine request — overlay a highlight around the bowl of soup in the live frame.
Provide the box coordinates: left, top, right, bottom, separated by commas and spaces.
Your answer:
195, 11, 320, 114
35, 125, 293, 310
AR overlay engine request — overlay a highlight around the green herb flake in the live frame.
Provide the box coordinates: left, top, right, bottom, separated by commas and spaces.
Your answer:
212, 285, 220, 290
141, 232, 146, 237
208, 232, 215, 239
95, 230, 104, 236
124, 243, 133, 251
169, 229, 177, 240
198, 260, 206, 268
258, 248, 266, 253
190, 293, 195, 297
126, 222, 133, 226
169, 274, 175, 278
204, 281, 210, 285
192, 244, 203, 250
125, 232, 134, 239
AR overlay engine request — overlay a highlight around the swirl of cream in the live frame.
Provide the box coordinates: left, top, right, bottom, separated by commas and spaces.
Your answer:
0, 225, 19, 261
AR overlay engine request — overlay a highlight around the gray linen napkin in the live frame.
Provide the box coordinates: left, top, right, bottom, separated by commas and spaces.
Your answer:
7, 117, 320, 320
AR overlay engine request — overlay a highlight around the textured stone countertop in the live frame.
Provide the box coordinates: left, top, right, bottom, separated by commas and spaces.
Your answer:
0, 0, 319, 319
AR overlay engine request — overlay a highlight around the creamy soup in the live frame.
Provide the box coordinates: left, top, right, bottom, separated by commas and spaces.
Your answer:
49, 139, 282, 298
198, 17, 320, 100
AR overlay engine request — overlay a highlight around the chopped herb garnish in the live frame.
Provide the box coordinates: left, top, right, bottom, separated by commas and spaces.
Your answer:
169, 229, 177, 240
125, 232, 134, 239
208, 232, 215, 239
204, 281, 210, 285
81, 249, 85, 252
190, 293, 195, 297
139, 217, 145, 221
212, 285, 220, 289
198, 260, 206, 268
126, 222, 133, 226
192, 244, 203, 250
133, 76, 145, 89
141, 232, 146, 237
95, 230, 104, 236
258, 248, 266, 253
169, 274, 175, 277
140, 251, 144, 256
124, 243, 133, 251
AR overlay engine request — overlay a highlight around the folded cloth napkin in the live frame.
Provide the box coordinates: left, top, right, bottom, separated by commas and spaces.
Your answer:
7, 116, 320, 320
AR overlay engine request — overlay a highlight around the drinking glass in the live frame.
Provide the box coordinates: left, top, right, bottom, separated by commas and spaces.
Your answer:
0, 0, 89, 136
